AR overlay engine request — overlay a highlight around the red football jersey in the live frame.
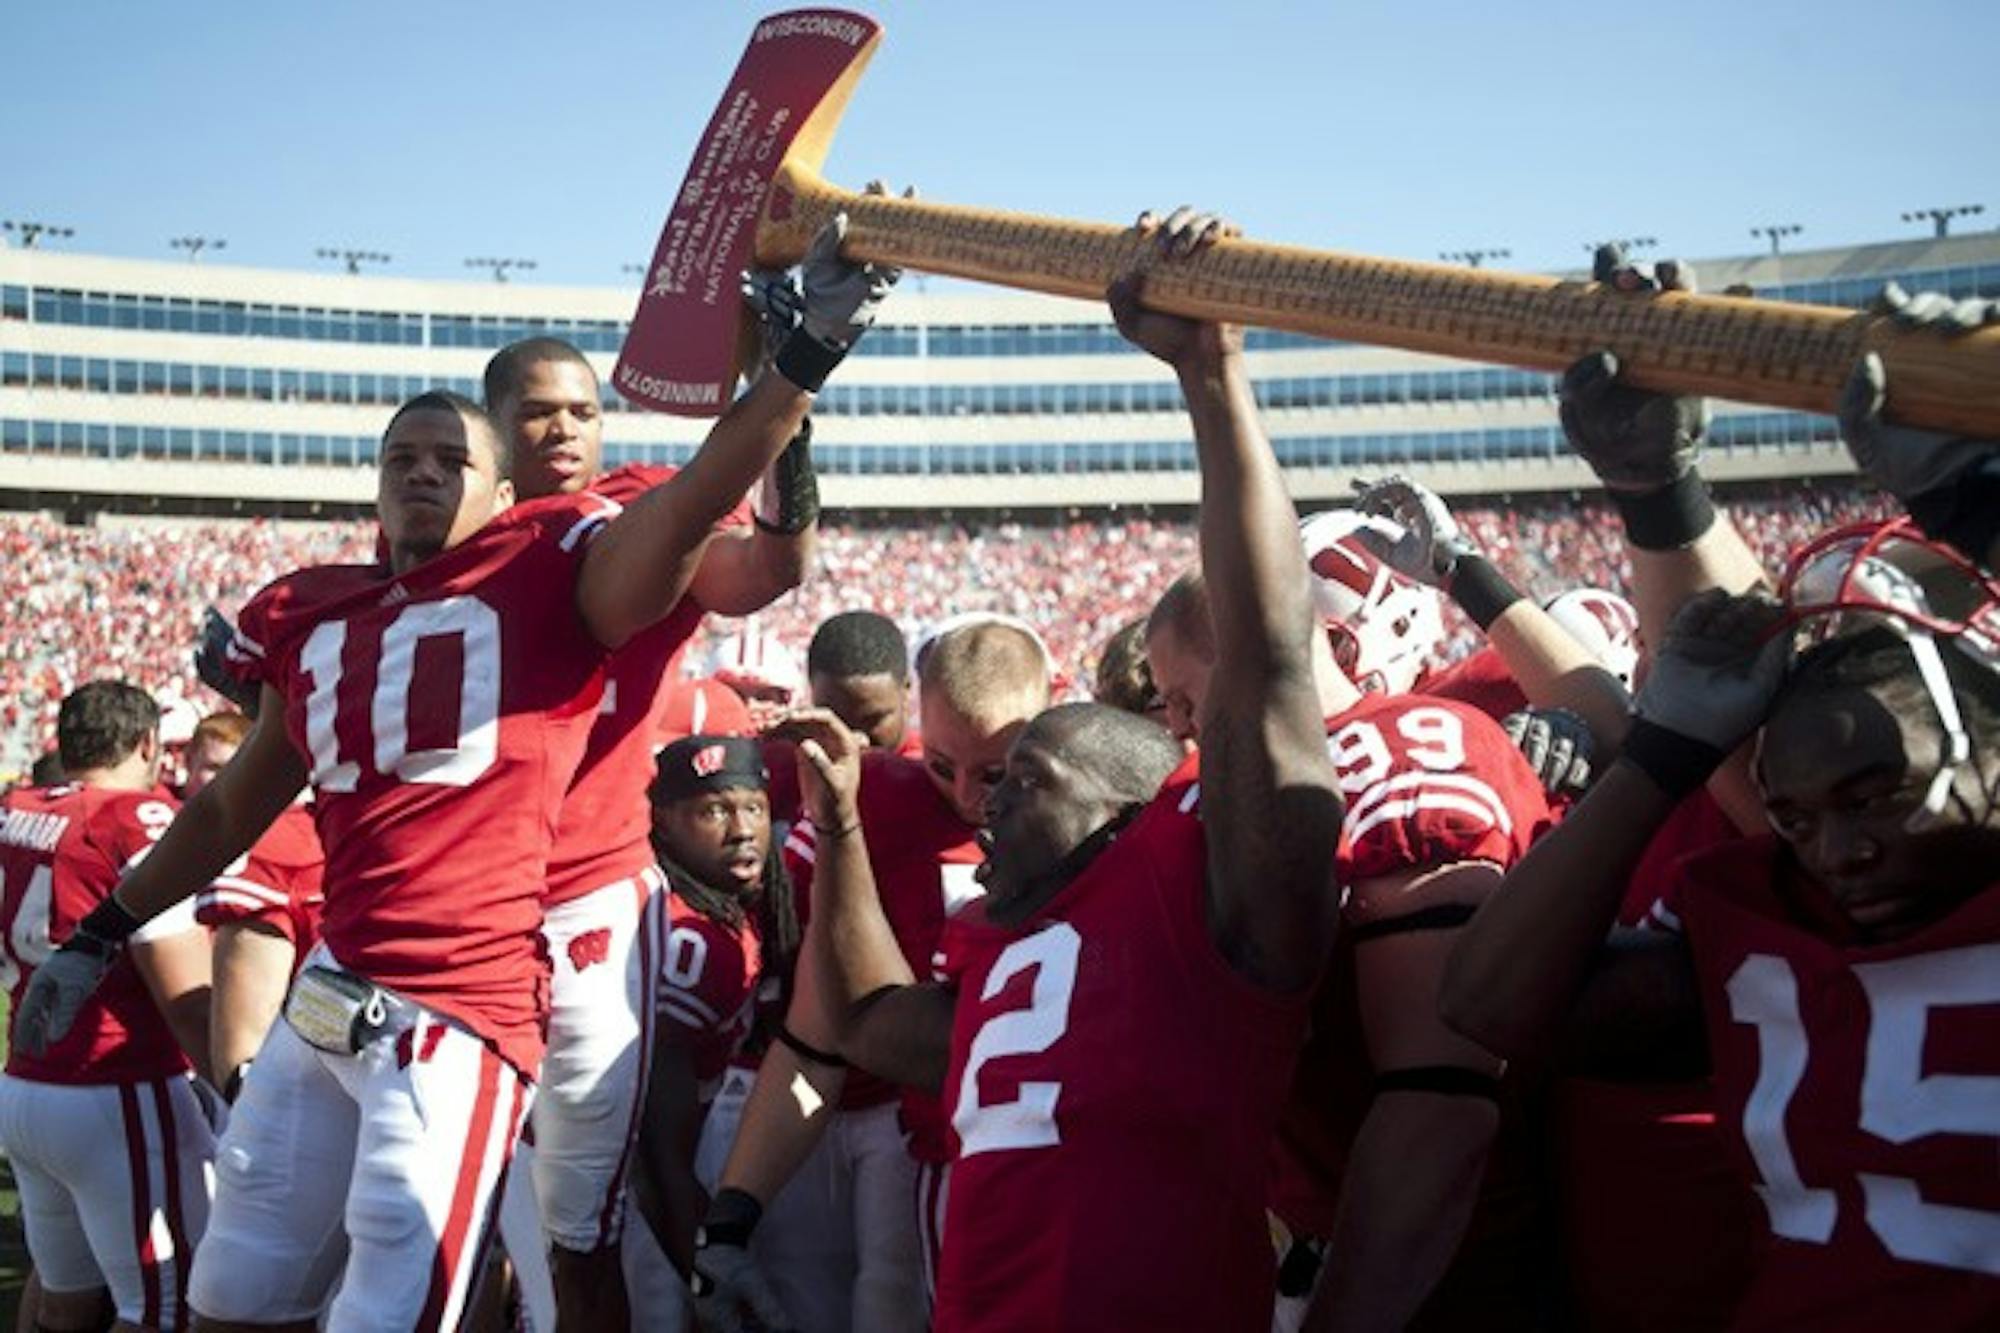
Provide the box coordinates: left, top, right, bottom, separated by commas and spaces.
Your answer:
193, 803, 326, 961
230, 493, 618, 1074
1270, 694, 1552, 1238
784, 752, 983, 1136
546, 465, 750, 907
1669, 839, 2000, 1330
1, 785, 192, 1084
1419, 644, 1529, 723
656, 890, 764, 1091
931, 752, 1309, 1333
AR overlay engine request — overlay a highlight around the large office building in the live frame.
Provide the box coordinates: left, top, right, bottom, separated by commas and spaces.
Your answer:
3, 231, 1997, 517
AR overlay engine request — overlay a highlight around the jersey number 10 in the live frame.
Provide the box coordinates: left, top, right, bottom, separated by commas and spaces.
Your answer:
299, 596, 503, 791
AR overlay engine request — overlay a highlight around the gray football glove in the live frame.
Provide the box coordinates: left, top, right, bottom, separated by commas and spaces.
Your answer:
691, 1242, 794, 1333
1633, 589, 1792, 754
1560, 247, 1709, 492
14, 939, 117, 1057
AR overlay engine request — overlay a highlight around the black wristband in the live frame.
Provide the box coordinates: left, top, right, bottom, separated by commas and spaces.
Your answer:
1448, 555, 1525, 631
777, 1022, 847, 1068
754, 418, 820, 536
74, 895, 144, 955
1910, 459, 2000, 569
1620, 717, 1728, 798
1373, 1065, 1503, 1102
698, 1187, 764, 1249
773, 332, 846, 394
1609, 472, 1716, 551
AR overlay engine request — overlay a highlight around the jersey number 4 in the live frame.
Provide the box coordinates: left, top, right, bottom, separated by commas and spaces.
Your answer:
300, 596, 502, 791
1728, 945, 2000, 1276
952, 923, 1081, 1159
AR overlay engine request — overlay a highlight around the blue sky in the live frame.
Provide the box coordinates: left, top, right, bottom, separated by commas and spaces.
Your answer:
6, 1, 1993, 285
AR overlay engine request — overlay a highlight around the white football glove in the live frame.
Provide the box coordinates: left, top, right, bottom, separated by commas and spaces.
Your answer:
1351, 474, 1475, 586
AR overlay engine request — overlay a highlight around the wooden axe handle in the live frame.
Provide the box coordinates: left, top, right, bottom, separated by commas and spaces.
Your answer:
760, 168, 2000, 438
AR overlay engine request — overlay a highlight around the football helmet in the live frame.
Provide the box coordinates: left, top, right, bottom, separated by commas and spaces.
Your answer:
1779, 517, 2000, 827
1544, 588, 1644, 690
708, 623, 803, 703
1298, 508, 1444, 695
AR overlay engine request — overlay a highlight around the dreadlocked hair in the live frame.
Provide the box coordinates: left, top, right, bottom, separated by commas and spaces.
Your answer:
652, 836, 804, 981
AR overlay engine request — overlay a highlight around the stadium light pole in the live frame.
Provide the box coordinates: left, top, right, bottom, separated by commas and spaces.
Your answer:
621, 263, 647, 276
317, 247, 390, 275
1750, 223, 1803, 256
1901, 205, 1984, 238
2, 220, 75, 249
169, 235, 226, 263
466, 257, 537, 283
1439, 248, 1510, 269
1583, 236, 1658, 260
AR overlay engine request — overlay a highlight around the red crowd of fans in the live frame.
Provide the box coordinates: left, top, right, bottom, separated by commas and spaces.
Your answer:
0, 480, 1895, 783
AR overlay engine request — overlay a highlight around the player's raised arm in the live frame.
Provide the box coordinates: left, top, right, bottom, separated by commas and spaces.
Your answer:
781, 708, 955, 1088
579, 209, 898, 650
14, 684, 306, 1055
1109, 208, 1343, 994
1444, 590, 1790, 1061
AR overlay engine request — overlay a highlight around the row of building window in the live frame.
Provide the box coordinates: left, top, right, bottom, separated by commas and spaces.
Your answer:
10, 261, 1990, 357
0, 349, 1558, 416
0, 411, 1836, 475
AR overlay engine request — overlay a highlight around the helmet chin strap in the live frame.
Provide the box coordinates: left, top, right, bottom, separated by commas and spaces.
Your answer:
1903, 631, 1973, 832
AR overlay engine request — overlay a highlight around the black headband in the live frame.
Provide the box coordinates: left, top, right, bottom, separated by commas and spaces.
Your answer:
652, 735, 769, 804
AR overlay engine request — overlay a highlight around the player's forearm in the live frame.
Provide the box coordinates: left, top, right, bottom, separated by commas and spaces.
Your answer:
116, 769, 294, 923
1179, 348, 1317, 679
209, 925, 295, 1087
687, 524, 815, 618
1483, 601, 1632, 749
1310, 1092, 1499, 1333
579, 371, 812, 648
810, 824, 918, 1026
635, 1048, 707, 1276
134, 933, 214, 1086
715, 1041, 842, 1205
1627, 519, 1769, 655
1442, 762, 1674, 1059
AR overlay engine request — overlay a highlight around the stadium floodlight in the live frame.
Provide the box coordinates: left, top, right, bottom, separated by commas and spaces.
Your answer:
169, 235, 226, 263
1750, 223, 1803, 256
1439, 248, 1510, 269
466, 257, 537, 283
317, 247, 391, 275
2, 220, 75, 248
1900, 205, 1984, 238
1582, 236, 1658, 259
621, 263, 647, 276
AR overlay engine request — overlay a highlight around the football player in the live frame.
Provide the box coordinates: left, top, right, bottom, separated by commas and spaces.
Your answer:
1446, 520, 2000, 1328
483, 323, 813, 1330
13, 213, 897, 1332
1147, 570, 1553, 1330
0, 681, 214, 1332
624, 735, 797, 1329
742, 207, 1346, 1332
692, 616, 1052, 1333
806, 610, 913, 754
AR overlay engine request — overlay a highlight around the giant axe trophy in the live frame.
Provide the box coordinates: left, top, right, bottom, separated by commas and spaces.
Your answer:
617, 9, 2000, 437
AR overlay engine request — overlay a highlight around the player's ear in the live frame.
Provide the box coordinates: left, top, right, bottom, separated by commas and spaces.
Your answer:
493, 478, 516, 512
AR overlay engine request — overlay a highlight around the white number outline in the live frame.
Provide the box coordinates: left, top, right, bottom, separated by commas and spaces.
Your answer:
299, 596, 502, 790
1727, 946, 2000, 1276
952, 922, 1081, 1159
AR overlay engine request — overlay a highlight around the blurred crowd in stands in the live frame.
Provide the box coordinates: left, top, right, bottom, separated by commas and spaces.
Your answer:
0, 480, 1895, 786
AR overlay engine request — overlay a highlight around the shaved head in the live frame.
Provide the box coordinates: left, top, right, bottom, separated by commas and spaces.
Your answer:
1025, 702, 1184, 806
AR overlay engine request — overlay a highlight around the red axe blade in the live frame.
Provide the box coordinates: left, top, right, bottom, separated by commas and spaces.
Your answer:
615, 9, 882, 416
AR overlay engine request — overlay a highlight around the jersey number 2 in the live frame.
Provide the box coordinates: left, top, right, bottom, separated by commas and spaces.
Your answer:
952, 923, 1081, 1159
1728, 946, 2000, 1276
300, 596, 502, 790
